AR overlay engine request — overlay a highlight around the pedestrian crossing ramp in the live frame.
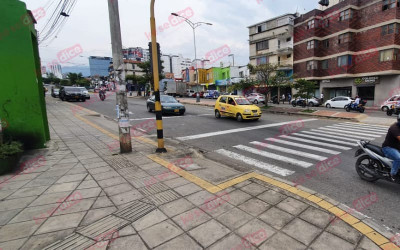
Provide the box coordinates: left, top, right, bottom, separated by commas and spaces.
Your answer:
215, 122, 389, 177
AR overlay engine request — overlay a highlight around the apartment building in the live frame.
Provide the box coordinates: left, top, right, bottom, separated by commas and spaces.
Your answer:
293, 0, 400, 106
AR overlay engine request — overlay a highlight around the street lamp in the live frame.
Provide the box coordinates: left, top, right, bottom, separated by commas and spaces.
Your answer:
171, 12, 212, 103
228, 54, 235, 67
162, 54, 179, 75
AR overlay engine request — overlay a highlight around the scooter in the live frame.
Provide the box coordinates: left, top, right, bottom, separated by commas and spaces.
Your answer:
386, 104, 400, 116
354, 140, 400, 184
345, 100, 366, 113
291, 98, 306, 108
99, 90, 106, 101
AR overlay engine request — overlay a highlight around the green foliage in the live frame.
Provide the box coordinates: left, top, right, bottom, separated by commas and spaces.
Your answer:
0, 141, 23, 159
270, 71, 292, 88
66, 73, 83, 85
43, 72, 61, 85
137, 61, 165, 89
247, 63, 279, 85
77, 78, 91, 87
292, 79, 318, 110
60, 79, 70, 86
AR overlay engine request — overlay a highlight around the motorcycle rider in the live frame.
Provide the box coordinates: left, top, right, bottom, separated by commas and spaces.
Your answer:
352, 96, 361, 109
382, 114, 400, 180
99, 85, 106, 99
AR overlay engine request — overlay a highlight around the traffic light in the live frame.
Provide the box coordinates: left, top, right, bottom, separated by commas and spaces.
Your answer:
318, 0, 329, 6
148, 42, 162, 76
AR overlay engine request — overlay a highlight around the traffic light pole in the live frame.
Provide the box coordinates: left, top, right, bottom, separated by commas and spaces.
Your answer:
150, 0, 167, 153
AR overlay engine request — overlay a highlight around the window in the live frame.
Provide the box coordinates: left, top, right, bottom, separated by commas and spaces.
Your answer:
219, 96, 227, 103
338, 33, 352, 44
307, 20, 316, 29
323, 39, 329, 48
382, 23, 396, 35
287, 54, 292, 58
322, 60, 329, 69
287, 37, 291, 42
256, 56, 268, 65
306, 61, 317, 70
278, 40, 281, 49
256, 40, 269, 51
380, 49, 399, 61
307, 40, 317, 49
227, 97, 236, 105
322, 19, 330, 27
257, 23, 266, 33
338, 55, 352, 67
382, 0, 397, 11
239, 71, 244, 78
339, 9, 352, 21
278, 56, 281, 65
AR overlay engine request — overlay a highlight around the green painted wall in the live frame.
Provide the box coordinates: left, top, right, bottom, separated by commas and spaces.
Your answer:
0, 0, 50, 149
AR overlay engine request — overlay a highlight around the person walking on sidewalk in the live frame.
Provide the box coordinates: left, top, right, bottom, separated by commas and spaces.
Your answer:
288, 94, 292, 103
320, 93, 324, 105
281, 94, 285, 104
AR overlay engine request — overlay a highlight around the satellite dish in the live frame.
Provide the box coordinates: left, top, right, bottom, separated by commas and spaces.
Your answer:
318, 0, 329, 7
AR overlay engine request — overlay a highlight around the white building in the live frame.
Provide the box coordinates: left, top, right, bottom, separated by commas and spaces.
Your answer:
161, 54, 193, 79
49, 63, 63, 79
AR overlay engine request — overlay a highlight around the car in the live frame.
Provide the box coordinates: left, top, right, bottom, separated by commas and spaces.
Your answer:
59, 87, 87, 102
204, 90, 220, 99
186, 90, 195, 97
146, 95, 185, 115
51, 88, 60, 98
381, 95, 400, 111
307, 97, 321, 107
245, 93, 266, 104
214, 95, 262, 121
77, 87, 90, 99
191, 91, 204, 98
324, 96, 353, 108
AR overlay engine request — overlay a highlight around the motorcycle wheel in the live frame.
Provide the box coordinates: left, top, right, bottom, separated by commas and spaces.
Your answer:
292, 102, 296, 107
359, 108, 365, 113
387, 110, 393, 116
345, 106, 351, 112
355, 155, 380, 182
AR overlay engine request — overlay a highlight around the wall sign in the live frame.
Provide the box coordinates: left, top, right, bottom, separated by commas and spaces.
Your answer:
354, 77, 379, 85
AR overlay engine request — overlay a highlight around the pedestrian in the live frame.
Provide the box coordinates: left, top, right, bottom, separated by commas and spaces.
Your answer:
320, 93, 324, 104
281, 94, 285, 104
288, 94, 292, 103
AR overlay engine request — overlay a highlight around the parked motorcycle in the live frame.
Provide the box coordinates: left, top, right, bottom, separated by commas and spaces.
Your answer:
354, 140, 399, 184
291, 98, 306, 108
345, 100, 366, 113
386, 104, 400, 116
271, 95, 279, 104
99, 91, 106, 101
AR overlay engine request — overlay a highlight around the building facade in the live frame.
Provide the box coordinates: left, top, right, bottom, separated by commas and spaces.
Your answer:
122, 47, 149, 62
293, 0, 400, 106
49, 63, 63, 79
89, 56, 112, 77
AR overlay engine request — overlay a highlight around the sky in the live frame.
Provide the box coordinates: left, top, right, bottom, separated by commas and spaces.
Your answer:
22, 0, 320, 73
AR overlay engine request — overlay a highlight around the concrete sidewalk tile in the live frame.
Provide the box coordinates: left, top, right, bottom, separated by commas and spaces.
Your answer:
276, 197, 309, 216
80, 206, 118, 226
98, 177, 127, 188
109, 235, 147, 250
0, 180, 30, 191
77, 180, 99, 190
0, 190, 14, 200
37, 169, 70, 179
154, 233, 202, 250
163, 177, 191, 189
35, 211, 86, 235
216, 207, 253, 230
53, 197, 96, 216
159, 198, 195, 218
236, 218, 276, 246
172, 207, 211, 231
299, 206, 333, 229
208, 233, 256, 250
0, 196, 36, 212
58, 158, 79, 164
132, 209, 168, 231
139, 220, 183, 248
104, 183, 134, 196
55, 173, 88, 184
7, 173, 41, 182
88, 166, 114, 175
84, 162, 109, 169
0, 238, 27, 250
326, 219, 362, 244
109, 190, 143, 206
92, 196, 114, 209
282, 218, 322, 246
20, 228, 75, 250
44, 182, 80, 194
66, 166, 88, 175
357, 236, 381, 250
117, 225, 136, 237
259, 232, 306, 250
8, 186, 48, 199
174, 183, 203, 197
9, 203, 57, 224
203, 200, 234, 218
238, 198, 270, 217
0, 220, 41, 242
92, 171, 121, 181
188, 219, 230, 248
240, 182, 269, 196
0, 209, 22, 225
28, 191, 71, 207
310, 232, 354, 250
78, 157, 104, 165
76, 187, 102, 199
23, 177, 58, 188
226, 189, 252, 206
186, 190, 214, 206
257, 189, 286, 205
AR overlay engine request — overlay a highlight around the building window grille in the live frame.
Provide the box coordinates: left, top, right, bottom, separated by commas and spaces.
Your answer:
380, 49, 399, 61
323, 39, 330, 48
307, 20, 316, 29
382, 23, 397, 35
337, 55, 352, 67
339, 9, 352, 21
256, 56, 268, 65
322, 60, 329, 69
307, 40, 317, 50
256, 40, 269, 51
382, 0, 398, 11
306, 61, 318, 70
338, 33, 352, 44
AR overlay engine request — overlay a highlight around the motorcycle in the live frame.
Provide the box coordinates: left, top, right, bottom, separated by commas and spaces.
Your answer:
354, 140, 400, 184
99, 90, 106, 101
345, 100, 366, 113
291, 98, 306, 108
386, 104, 400, 116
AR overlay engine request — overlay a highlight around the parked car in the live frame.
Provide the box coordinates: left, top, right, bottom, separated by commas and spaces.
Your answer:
324, 96, 353, 108
381, 95, 400, 111
59, 87, 87, 102
186, 90, 195, 97
191, 92, 204, 98
146, 95, 185, 115
77, 87, 90, 99
214, 95, 262, 121
51, 88, 60, 98
204, 90, 220, 99
246, 93, 265, 104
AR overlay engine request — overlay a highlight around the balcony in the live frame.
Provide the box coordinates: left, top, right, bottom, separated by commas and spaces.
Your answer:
277, 47, 293, 56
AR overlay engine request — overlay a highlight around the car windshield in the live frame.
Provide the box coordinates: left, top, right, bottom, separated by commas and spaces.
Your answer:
235, 98, 251, 105
65, 88, 83, 92
160, 96, 178, 103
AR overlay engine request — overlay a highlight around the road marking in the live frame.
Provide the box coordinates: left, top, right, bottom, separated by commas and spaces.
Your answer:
129, 114, 212, 121
291, 133, 357, 146
310, 129, 376, 140
317, 127, 383, 137
278, 135, 352, 150
264, 138, 341, 154
233, 145, 313, 168
342, 122, 389, 129
177, 119, 318, 141
215, 149, 295, 176
333, 123, 388, 132
250, 141, 328, 161
324, 126, 386, 135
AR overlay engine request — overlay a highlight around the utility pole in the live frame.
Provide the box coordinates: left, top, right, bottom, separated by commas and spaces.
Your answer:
107, 0, 132, 153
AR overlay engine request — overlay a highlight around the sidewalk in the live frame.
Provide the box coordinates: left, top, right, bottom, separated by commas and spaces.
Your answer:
0, 98, 398, 249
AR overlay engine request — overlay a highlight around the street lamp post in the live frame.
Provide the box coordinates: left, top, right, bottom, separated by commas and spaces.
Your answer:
171, 13, 212, 103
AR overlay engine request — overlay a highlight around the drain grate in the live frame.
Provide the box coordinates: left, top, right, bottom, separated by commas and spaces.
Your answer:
114, 200, 155, 221
43, 233, 95, 250
148, 190, 181, 206
139, 182, 170, 196
78, 215, 130, 240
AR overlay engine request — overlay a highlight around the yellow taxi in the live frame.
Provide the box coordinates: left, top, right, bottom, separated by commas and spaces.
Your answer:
214, 95, 262, 121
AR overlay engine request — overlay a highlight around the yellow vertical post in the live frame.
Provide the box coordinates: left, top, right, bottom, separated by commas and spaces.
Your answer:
150, 0, 167, 153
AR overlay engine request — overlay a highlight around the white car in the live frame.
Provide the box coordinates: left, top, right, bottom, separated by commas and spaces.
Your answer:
324, 96, 353, 108
77, 87, 90, 99
245, 93, 266, 104
381, 95, 400, 111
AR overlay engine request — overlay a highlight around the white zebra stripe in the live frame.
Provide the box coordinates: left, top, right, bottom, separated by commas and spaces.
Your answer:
233, 145, 313, 168
264, 138, 341, 155
324, 126, 386, 135
277, 135, 352, 150
291, 133, 357, 146
316, 127, 382, 137
342, 122, 389, 129
250, 141, 328, 161
300, 131, 363, 142
215, 149, 295, 176
310, 129, 376, 140
332, 123, 388, 132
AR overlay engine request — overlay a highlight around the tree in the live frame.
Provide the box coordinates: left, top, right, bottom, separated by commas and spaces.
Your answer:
60, 79, 70, 86
292, 79, 318, 110
136, 61, 164, 90
77, 78, 91, 87
247, 63, 279, 106
270, 71, 293, 102
66, 73, 83, 86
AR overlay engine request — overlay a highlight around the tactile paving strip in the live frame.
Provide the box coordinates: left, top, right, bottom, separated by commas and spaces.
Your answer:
43, 233, 95, 250
114, 200, 155, 221
139, 182, 170, 196
78, 215, 130, 240
117, 167, 149, 180
148, 190, 181, 206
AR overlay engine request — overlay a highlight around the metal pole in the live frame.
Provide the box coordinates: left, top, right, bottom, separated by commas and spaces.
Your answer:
107, 0, 132, 153
193, 28, 200, 102
150, 0, 167, 153
169, 56, 173, 74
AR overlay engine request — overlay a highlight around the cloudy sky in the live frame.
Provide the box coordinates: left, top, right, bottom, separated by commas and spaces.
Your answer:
22, 0, 320, 71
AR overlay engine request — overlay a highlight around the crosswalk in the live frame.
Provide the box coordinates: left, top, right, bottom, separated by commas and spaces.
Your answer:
214, 122, 389, 177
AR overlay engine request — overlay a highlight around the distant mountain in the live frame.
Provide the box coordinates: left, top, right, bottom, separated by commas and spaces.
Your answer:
62, 66, 90, 77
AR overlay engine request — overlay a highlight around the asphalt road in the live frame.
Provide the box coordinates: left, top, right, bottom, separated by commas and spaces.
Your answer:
61, 92, 399, 233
